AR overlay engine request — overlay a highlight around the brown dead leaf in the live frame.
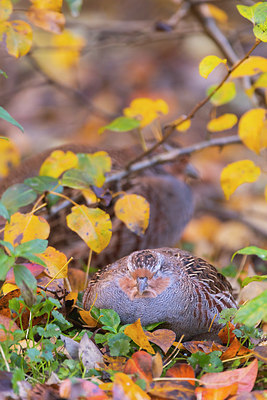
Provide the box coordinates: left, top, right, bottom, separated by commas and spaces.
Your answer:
183, 341, 225, 354
68, 268, 87, 292
253, 345, 267, 364
201, 358, 258, 394
103, 355, 127, 372
152, 352, 163, 378
123, 350, 153, 384
145, 329, 176, 354
166, 363, 195, 386
149, 380, 195, 400
221, 337, 252, 361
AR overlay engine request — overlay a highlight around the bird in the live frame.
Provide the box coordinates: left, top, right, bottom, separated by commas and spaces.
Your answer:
0, 143, 194, 268
83, 247, 237, 340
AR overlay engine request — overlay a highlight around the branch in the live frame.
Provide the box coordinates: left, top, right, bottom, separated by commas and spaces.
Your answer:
106, 135, 241, 184
127, 38, 261, 167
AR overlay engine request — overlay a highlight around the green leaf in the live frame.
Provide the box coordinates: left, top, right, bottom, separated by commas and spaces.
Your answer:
99, 308, 121, 333
0, 250, 14, 281
12, 368, 25, 394
232, 246, 267, 261
19, 253, 47, 267
207, 82, 236, 106
99, 117, 140, 134
0, 200, 9, 220
1, 184, 37, 214
15, 239, 48, 256
234, 290, 267, 326
24, 176, 59, 194
61, 168, 94, 189
242, 275, 267, 287
37, 323, 61, 338
107, 332, 131, 356
14, 264, 37, 291
77, 152, 112, 187
218, 308, 237, 324
236, 3, 261, 24
188, 351, 223, 373
52, 309, 72, 330
0, 240, 14, 254
0, 106, 24, 132
254, 3, 267, 25
0, 69, 8, 79
26, 348, 40, 362
46, 185, 63, 207
253, 24, 267, 42
65, 0, 83, 17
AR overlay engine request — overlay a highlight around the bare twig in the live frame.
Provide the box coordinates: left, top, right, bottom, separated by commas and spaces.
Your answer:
127, 38, 261, 167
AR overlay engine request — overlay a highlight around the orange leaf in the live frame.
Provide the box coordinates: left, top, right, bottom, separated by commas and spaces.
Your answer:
124, 319, 155, 354
0, 315, 19, 341
145, 329, 176, 354
221, 337, 252, 361
195, 383, 238, 400
218, 322, 236, 345
114, 194, 150, 236
149, 380, 195, 399
166, 363, 195, 386
4, 212, 50, 246
27, 8, 65, 33
123, 351, 153, 383
113, 372, 150, 400
201, 358, 258, 394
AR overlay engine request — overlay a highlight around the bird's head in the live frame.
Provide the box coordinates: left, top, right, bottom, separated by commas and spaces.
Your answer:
118, 250, 171, 300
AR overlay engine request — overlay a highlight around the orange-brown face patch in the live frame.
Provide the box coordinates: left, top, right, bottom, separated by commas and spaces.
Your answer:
118, 272, 170, 300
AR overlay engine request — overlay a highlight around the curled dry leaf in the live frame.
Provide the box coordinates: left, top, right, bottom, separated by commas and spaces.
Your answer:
79, 309, 98, 328
145, 329, 176, 354
149, 380, 196, 400
220, 337, 252, 361
218, 322, 236, 345
183, 341, 225, 354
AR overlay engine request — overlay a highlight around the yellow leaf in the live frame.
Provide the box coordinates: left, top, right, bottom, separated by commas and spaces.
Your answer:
220, 160, 261, 200
79, 309, 98, 327
231, 56, 267, 78
30, 0, 62, 11
206, 4, 228, 23
66, 205, 112, 253
82, 188, 98, 205
0, 20, 32, 57
254, 72, 267, 89
0, 0, 12, 22
199, 55, 227, 78
208, 82, 236, 106
114, 194, 150, 236
123, 98, 169, 127
207, 113, 238, 132
174, 117, 191, 132
2, 283, 18, 295
39, 150, 78, 178
38, 246, 67, 278
4, 212, 50, 246
0, 139, 20, 177
113, 372, 150, 400
238, 108, 267, 154
26, 8, 65, 34
51, 30, 86, 68
124, 319, 155, 354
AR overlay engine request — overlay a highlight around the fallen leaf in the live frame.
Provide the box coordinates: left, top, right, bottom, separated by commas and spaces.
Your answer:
149, 380, 195, 400
78, 332, 104, 371
123, 350, 153, 384
166, 363, 195, 386
79, 309, 98, 328
0, 315, 19, 341
221, 337, 252, 361
113, 372, 150, 400
124, 319, 155, 354
195, 383, 238, 400
145, 329, 176, 354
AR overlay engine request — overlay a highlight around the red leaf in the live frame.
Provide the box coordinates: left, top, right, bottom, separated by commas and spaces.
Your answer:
123, 350, 153, 384
166, 363, 195, 386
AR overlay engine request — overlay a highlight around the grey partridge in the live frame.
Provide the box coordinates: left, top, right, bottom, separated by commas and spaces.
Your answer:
0, 144, 194, 268
83, 247, 237, 340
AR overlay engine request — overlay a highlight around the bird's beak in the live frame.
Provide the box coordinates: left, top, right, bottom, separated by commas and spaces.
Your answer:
136, 277, 148, 295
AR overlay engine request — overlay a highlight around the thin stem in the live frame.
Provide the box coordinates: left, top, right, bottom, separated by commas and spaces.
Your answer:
127, 39, 261, 167
84, 248, 93, 291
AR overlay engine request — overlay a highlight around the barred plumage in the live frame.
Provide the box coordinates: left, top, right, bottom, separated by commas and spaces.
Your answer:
83, 247, 237, 340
